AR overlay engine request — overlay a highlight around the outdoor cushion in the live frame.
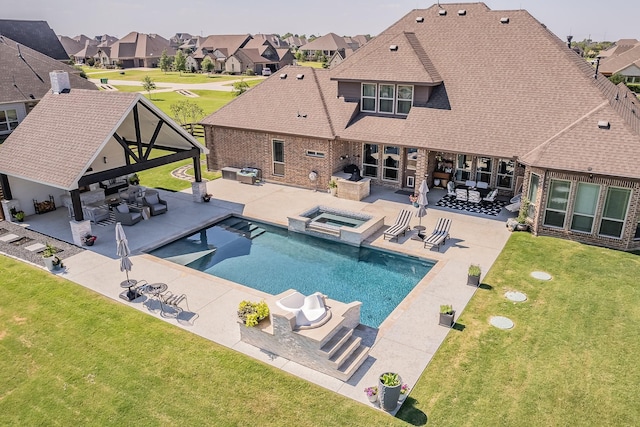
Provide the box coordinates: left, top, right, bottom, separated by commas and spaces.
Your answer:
465, 180, 476, 188
146, 194, 159, 205
476, 181, 489, 189
116, 204, 129, 213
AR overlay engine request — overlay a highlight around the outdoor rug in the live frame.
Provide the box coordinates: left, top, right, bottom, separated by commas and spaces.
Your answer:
435, 194, 508, 216
95, 203, 141, 227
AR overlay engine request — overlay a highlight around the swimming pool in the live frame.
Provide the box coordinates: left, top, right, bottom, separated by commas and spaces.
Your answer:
149, 216, 435, 328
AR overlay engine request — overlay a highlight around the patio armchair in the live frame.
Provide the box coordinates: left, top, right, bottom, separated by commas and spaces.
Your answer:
83, 205, 110, 224
483, 188, 499, 203
113, 203, 142, 226
143, 192, 168, 216
383, 209, 413, 241
447, 180, 456, 196
455, 188, 468, 201
468, 190, 482, 203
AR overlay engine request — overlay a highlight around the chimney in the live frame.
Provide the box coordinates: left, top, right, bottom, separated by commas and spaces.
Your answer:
594, 57, 601, 79
566, 35, 573, 49
49, 71, 71, 94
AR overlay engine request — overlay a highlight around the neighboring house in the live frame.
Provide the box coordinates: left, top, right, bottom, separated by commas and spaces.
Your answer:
328, 49, 354, 69
202, 3, 640, 251
600, 41, 640, 84
299, 33, 351, 60
170, 32, 193, 48
253, 34, 287, 48
284, 35, 307, 49
185, 55, 199, 72
598, 39, 639, 59
0, 72, 207, 240
108, 32, 175, 68
58, 34, 94, 57
228, 37, 291, 74
0, 19, 69, 61
0, 40, 96, 213
59, 34, 117, 64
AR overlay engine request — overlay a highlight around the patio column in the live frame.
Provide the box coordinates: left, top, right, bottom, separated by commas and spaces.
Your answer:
0, 173, 12, 200
192, 156, 202, 182
70, 189, 84, 222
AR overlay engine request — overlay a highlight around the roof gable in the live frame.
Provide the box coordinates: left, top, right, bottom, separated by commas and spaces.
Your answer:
0, 19, 68, 60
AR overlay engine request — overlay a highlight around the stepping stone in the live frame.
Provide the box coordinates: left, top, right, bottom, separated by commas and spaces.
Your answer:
505, 291, 527, 302
490, 316, 514, 329
0, 233, 21, 243
531, 271, 552, 281
25, 243, 46, 252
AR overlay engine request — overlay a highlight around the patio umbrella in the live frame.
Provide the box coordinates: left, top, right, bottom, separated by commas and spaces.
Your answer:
416, 180, 429, 229
116, 222, 136, 292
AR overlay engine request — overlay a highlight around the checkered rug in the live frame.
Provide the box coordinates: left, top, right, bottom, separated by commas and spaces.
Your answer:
95, 203, 140, 227
435, 194, 508, 216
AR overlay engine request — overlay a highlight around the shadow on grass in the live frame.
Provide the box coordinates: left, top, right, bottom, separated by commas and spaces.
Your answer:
396, 397, 428, 425
478, 282, 493, 290
452, 322, 466, 332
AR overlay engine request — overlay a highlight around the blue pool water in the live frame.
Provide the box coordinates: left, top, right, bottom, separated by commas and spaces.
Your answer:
149, 217, 434, 328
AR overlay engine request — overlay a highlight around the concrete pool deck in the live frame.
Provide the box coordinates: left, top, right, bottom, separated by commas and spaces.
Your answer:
6, 179, 512, 413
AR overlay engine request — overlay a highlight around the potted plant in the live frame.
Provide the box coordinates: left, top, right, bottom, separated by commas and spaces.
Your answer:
439, 304, 455, 328
515, 197, 530, 231
467, 264, 481, 287
409, 194, 419, 207
42, 243, 63, 271
328, 180, 338, 196
202, 193, 212, 203
14, 210, 25, 222
82, 233, 97, 246
378, 372, 402, 411
399, 383, 410, 403
364, 386, 378, 403
128, 173, 140, 186
237, 300, 270, 327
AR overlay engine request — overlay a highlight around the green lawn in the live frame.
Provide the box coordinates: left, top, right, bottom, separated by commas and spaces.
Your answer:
0, 256, 401, 426
83, 67, 258, 84
398, 233, 640, 426
143, 90, 235, 118
296, 61, 325, 69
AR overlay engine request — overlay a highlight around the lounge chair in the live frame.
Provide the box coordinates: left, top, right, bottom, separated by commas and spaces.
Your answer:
383, 209, 413, 241
158, 291, 199, 324
421, 217, 452, 251
143, 192, 168, 216
276, 291, 331, 328
483, 188, 499, 203
455, 188, 468, 201
114, 203, 142, 225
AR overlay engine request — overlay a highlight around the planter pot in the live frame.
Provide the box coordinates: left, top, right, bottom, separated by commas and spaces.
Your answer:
329, 187, 337, 196
467, 274, 480, 287
368, 394, 378, 404
85, 240, 95, 246
43, 256, 55, 271
378, 373, 402, 411
202, 197, 211, 203
399, 393, 408, 403
439, 311, 455, 328
412, 202, 419, 207
515, 223, 529, 231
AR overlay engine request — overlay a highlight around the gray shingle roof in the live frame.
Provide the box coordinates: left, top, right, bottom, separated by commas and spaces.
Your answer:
599, 44, 640, 75
0, 19, 68, 60
202, 2, 640, 179
0, 36, 97, 104
0, 89, 205, 189
300, 33, 350, 52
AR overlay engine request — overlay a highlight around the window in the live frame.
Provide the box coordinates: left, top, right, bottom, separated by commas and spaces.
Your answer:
475, 157, 492, 184
455, 154, 472, 182
362, 144, 379, 177
599, 187, 631, 238
379, 84, 394, 114
570, 183, 600, 233
527, 173, 540, 217
635, 217, 640, 240
272, 139, 284, 176
496, 159, 514, 189
305, 150, 325, 158
406, 148, 417, 171
397, 85, 413, 115
382, 146, 400, 181
361, 83, 376, 112
0, 109, 19, 133
543, 180, 571, 228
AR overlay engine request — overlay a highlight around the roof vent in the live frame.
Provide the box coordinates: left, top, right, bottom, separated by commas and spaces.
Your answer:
438, 9, 447, 16
500, 17, 510, 24
389, 44, 398, 51
597, 120, 610, 129
279, 73, 287, 79
458, 9, 466, 16
416, 16, 424, 23
296, 73, 304, 80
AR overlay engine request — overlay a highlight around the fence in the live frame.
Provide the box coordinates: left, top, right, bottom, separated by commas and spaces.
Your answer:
181, 123, 205, 138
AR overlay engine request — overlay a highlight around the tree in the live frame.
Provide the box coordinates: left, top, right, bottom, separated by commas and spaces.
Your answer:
232, 79, 249, 96
159, 49, 171, 73
295, 50, 305, 62
608, 73, 625, 85
169, 100, 205, 126
174, 50, 187, 75
201, 56, 214, 74
282, 32, 293, 39
142, 75, 156, 100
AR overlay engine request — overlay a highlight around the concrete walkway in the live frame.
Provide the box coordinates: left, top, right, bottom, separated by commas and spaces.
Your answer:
6, 179, 513, 413
88, 75, 264, 93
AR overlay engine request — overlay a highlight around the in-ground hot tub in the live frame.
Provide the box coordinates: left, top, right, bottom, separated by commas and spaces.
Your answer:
288, 205, 385, 246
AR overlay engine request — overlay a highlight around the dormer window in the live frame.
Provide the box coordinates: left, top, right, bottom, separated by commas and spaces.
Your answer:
360, 83, 413, 115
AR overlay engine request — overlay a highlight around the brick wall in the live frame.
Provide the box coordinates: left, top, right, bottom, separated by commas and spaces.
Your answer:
527, 167, 640, 251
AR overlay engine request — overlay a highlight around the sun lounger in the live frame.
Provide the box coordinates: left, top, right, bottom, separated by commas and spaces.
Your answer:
422, 217, 452, 251
383, 209, 413, 241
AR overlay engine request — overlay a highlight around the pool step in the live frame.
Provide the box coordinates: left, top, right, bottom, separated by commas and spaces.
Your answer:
329, 335, 362, 368
319, 327, 353, 359
218, 219, 265, 239
337, 343, 371, 378
306, 223, 341, 237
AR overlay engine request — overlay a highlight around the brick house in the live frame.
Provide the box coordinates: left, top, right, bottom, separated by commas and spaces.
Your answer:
201, 3, 640, 251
